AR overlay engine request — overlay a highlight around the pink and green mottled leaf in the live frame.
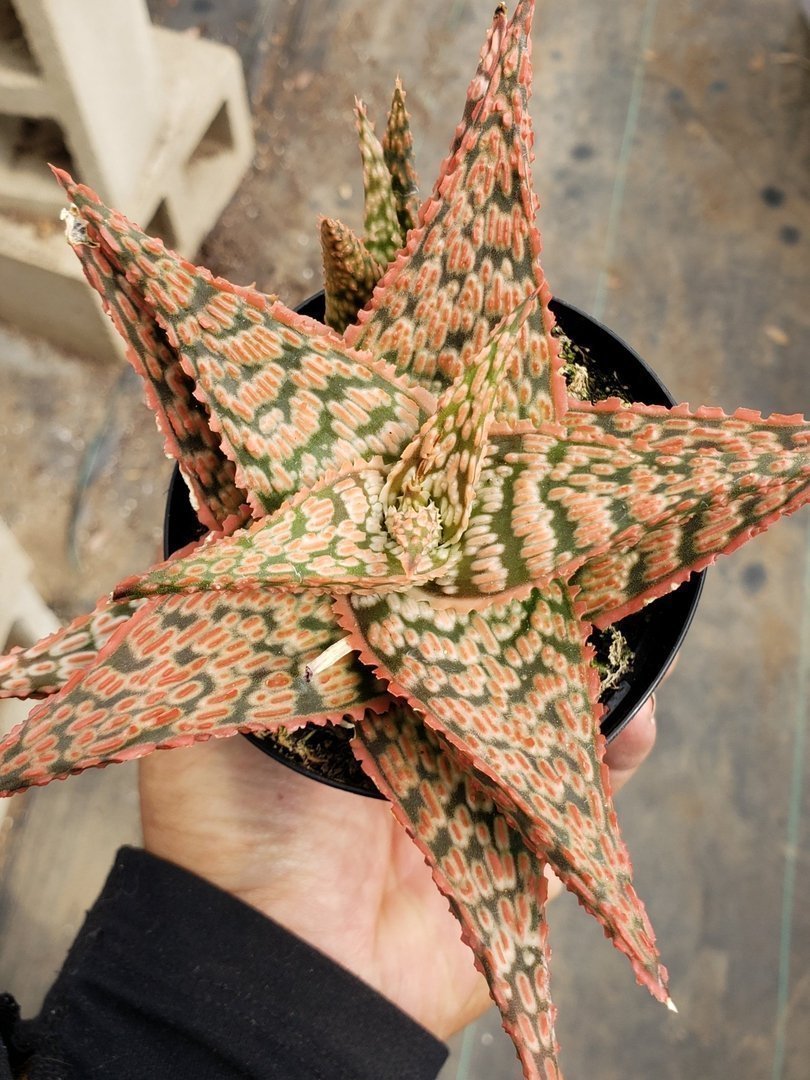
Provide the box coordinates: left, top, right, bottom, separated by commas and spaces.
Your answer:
61, 187, 250, 532
0, 599, 139, 700
443, 3, 509, 174
382, 79, 420, 236
355, 99, 403, 265
353, 705, 562, 1079
114, 460, 453, 602
346, 0, 564, 426
128, 389, 809, 614
563, 404, 810, 624
320, 216, 384, 334
54, 172, 436, 520
0, 590, 387, 796
335, 585, 668, 1000
383, 291, 539, 547
422, 407, 810, 603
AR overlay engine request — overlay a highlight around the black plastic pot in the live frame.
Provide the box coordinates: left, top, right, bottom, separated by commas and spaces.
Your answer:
164, 293, 703, 797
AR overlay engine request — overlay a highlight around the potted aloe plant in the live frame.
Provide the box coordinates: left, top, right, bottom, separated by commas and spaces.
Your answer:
0, 1, 808, 1076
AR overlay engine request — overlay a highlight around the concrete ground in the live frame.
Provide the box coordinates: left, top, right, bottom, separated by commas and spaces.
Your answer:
0, 1, 808, 1077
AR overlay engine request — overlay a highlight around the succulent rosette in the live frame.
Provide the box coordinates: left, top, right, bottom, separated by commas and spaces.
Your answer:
1, 2, 808, 1076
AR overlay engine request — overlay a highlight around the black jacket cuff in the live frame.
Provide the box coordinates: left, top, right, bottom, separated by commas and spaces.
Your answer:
13, 846, 448, 1079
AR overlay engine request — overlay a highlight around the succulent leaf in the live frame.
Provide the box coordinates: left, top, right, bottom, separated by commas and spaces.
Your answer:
0, 590, 387, 795
353, 704, 562, 1079
138, 398, 806, 611
564, 405, 810, 625
334, 584, 668, 1000
113, 459, 454, 601
382, 79, 420, 236
0, 599, 140, 700
320, 217, 384, 333
444, 3, 509, 170
426, 406, 810, 603
54, 172, 435, 520
60, 185, 250, 532
355, 99, 404, 265
346, 0, 563, 427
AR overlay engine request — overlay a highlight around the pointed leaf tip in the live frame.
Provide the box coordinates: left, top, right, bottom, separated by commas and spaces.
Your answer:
384, 77, 420, 235
50, 164, 73, 187
355, 96, 403, 264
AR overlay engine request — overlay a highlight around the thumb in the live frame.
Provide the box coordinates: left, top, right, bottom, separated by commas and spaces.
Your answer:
603, 694, 657, 792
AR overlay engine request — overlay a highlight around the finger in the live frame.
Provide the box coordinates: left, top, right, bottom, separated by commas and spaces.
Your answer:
604, 694, 657, 792
660, 650, 680, 684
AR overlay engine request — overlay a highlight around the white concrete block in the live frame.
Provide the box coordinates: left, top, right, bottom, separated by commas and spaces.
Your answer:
0, 518, 59, 658
0, 518, 60, 822
129, 28, 255, 255
2, 0, 162, 212
0, 212, 124, 361
0, 2, 255, 358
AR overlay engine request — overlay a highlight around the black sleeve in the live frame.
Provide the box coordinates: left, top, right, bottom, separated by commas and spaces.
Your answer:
0, 846, 449, 1080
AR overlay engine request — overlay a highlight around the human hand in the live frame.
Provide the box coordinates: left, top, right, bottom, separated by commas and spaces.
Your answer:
139, 696, 657, 1041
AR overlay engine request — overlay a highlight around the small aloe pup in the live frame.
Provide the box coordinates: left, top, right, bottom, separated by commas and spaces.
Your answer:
320, 84, 419, 333
0, 1, 808, 1076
